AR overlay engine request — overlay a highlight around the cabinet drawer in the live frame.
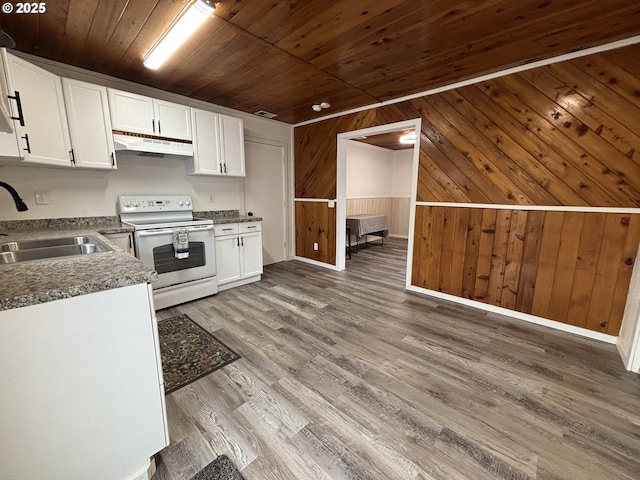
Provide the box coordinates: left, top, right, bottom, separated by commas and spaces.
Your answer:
239, 222, 261, 233
214, 224, 238, 236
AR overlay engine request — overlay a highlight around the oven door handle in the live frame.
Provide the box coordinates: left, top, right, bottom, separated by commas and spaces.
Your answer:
136, 225, 214, 237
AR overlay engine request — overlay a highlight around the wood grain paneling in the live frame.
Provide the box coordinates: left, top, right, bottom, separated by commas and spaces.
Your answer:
296, 43, 640, 207
294, 44, 640, 334
346, 197, 411, 237
295, 201, 335, 265
411, 207, 640, 335
4, 0, 640, 123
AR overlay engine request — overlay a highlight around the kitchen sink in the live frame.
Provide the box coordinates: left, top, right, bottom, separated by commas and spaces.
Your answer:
0, 235, 98, 251
0, 236, 113, 264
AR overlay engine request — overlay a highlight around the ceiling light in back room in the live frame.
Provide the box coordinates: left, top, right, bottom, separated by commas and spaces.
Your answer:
144, 0, 215, 70
399, 132, 416, 144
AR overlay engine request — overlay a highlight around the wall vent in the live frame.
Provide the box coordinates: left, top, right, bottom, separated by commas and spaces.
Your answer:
254, 110, 278, 119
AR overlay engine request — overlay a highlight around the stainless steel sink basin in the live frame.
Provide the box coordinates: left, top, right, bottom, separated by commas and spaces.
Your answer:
0, 236, 113, 264
0, 235, 97, 251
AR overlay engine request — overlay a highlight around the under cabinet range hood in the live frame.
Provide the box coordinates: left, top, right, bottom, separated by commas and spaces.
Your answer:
113, 133, 193, 157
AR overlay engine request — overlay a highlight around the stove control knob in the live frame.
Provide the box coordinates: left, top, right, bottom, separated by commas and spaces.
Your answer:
178, 200, 184, 206
123, 201, 130, 208
133, 201, 140, 207
185, 200, 191, 206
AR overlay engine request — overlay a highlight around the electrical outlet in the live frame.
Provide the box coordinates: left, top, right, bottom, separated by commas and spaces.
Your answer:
208, 193, 215, 203
35, 192, 49, 205
313, 242, 319, 251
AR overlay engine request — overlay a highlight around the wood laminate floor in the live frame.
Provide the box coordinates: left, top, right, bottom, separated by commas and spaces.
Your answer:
153, 238, 640, 480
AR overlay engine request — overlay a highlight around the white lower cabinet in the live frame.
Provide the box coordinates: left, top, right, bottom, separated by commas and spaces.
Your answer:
215, 222, 263, 291
103, 232, 133, 255
0, 283, 168, 480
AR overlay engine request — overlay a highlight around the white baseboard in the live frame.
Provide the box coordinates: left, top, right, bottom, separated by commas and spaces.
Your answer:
293, 256, 341, 270
217, 275, 262, 292
406, 285, 617, 344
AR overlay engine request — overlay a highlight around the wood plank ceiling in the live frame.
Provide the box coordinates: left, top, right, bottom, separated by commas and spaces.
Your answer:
1, 0, 639, 124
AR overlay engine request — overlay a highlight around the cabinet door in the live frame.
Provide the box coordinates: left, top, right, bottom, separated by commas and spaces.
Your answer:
188, 108, 222, 175
62, 79, 116, 170
240, 231, 263, 278
103, 232, 133, 255
108, 88, 155, 135
154, 100, 191, 140
219, 114, 245, 176
3, 51, 72, 166
215, 235, 242, 285
0, 50, 12, 134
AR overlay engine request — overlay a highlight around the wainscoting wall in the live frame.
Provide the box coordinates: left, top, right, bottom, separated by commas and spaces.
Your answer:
346, 197, 411, 237
294, 42, 640, 334
412, 206, 640, 335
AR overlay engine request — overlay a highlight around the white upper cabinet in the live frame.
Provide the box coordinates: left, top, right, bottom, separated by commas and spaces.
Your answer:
188, 108, 245, 177
187, 108, 222, 175
0, 52, 12, 134
220, 114, 245, 176
62, 78, 116, 170
107, 89, 191, 141
154, 99, 191, 140
107, 89, 154, 136
1, 50, 72, 166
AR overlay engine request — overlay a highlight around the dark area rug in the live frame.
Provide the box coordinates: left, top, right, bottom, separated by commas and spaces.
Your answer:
190, 455, 245, 480
158, 314, 240, 394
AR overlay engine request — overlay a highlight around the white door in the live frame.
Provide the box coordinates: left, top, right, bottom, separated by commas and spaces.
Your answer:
244, 140, 287, 265
62, 78, 116, 169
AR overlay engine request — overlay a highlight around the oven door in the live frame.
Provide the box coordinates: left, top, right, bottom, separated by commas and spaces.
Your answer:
134, 225, 215, 289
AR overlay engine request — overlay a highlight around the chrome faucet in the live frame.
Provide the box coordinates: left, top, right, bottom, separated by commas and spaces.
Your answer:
0, 181, 28, 212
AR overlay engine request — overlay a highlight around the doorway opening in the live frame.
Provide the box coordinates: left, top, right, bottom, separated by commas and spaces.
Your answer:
336, 119, 421, 288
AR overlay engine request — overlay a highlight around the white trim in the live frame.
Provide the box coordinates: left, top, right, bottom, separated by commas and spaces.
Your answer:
337, 119, 422, 272
415, 202, 640, 213
294, 198, 334, 203
294, 35, 640, 128
293, 256, 341, 270
289, 128, 296, 260
345, 139, 397, 154
406, 285, 617, 344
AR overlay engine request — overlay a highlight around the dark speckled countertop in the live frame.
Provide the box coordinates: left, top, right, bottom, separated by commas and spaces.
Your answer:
0, 211, 262, 311
0, 217, 153, 311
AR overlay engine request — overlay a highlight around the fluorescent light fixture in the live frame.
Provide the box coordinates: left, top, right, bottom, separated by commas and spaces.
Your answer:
399, 132, 416, 144
143, 0, 215, 70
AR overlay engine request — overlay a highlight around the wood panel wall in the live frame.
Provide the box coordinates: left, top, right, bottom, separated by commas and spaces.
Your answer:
347, 197, 411, 237
295, 43, 640, 206
294, 43, 640, 334
295, 201, 336, 263
412, 207, 640, 335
